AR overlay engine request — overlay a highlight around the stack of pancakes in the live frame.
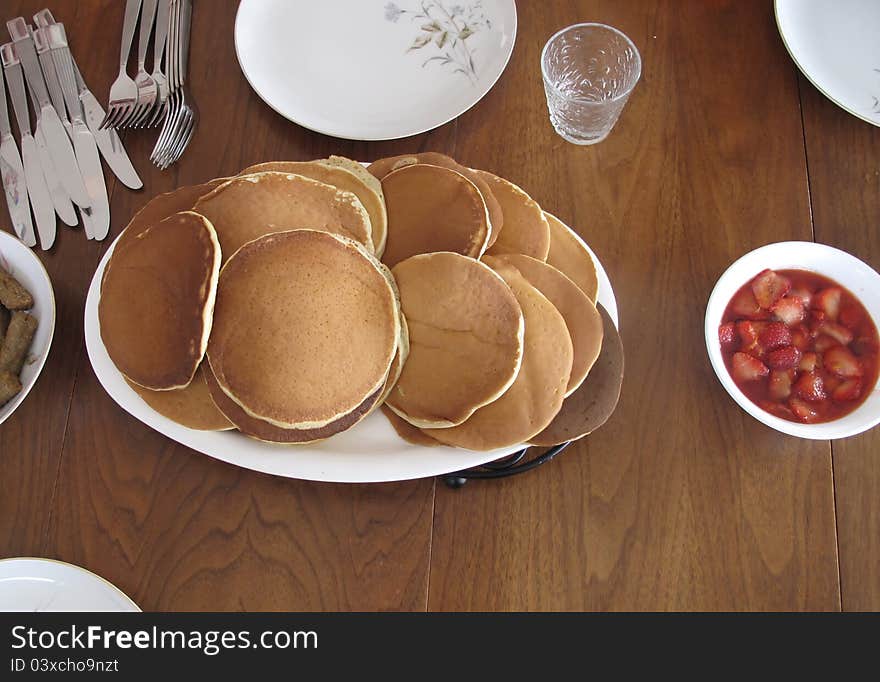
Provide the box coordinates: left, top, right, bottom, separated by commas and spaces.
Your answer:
99, 153, 622, 450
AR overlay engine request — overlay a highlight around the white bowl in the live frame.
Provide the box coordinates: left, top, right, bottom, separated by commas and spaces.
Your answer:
0, 231, 55, 426
705, 241, 880, 439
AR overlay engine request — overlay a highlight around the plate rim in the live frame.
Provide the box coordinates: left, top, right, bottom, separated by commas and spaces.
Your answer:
233, 0, 519, 141
0, 230, 56, 426
0, 557, 141, 612
775, 0, 880, 128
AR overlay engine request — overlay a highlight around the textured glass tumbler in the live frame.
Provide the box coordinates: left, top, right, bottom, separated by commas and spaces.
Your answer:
541, 23, 642, 145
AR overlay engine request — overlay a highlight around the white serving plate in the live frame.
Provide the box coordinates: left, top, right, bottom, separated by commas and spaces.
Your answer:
776, 0, 880, 127
705, 241, 880, 440
0, 558, 139, 612
0, 230, 55, 426
234, 0, 518, 140
86, 220, 617, 483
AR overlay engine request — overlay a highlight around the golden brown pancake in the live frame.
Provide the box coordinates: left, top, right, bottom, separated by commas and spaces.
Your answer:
208, 230, 399, 429
380, 164, 490, 268
100, 211, 221, 390
126, 364, 233, 431
367, 152, 503, 245
424, 263, 574, 451
115, 178, 227, 253
478, 170, 550, 260
193, 172, 373, 262
203, 361, 382, 444
485, 254, 602, 396
544, 212, 599, 302
239, 161, 387, 257
378, 312, 409, 406
529, 303, 623, 446
387, 252, 524, 428
321, 155, 384, 200
381, 405, 441, 447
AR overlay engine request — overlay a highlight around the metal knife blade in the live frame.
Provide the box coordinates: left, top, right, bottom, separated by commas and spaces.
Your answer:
70, 122, 108, 240
34, 120, 76, 227
20, 134, 55, 250
0, 136, 36, 247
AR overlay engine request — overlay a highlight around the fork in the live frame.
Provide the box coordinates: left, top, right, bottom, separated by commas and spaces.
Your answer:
144, 0, 171, 127
151, 0, 196, 168
99, 0, 142, 129
127, 0, 159, 128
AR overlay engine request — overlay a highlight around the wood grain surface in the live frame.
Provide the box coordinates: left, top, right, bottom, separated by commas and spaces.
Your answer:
0, 0, 876, 611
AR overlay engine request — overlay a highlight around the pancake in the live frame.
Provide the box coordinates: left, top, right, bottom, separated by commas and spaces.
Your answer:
100, 211, 221, 390
485, 254, 602, 396
203, 360, 383, 444
239, 161, 387, 257
193, 172, 373, 262
381, 405, 441, 447
367, 152, 503, 245
424, 263, 574, 451
387, 252, 524, 428
478, 170, 550, 260
320, 155, 385, 200
126, 363, 233, 431
529, 303, 623, 446
544, 212, 599, 302
378, 312, 409, 406
380, 164, 490, 267
115, 178, 227, 253
207, 229, 399, 429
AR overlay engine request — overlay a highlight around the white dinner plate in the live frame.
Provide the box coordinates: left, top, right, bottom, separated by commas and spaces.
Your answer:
0, 558, 139, 612
776, 0, 880, 127
85, 217, 617, 483
234, 0, 518, 140
0, 230, 55, 426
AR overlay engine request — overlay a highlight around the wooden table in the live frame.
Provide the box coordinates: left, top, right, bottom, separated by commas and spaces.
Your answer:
1, 0, 877, 611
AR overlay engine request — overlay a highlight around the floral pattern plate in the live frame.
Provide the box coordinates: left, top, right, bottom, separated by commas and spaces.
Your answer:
776, 0, 880, 127
234, 0, 517, 140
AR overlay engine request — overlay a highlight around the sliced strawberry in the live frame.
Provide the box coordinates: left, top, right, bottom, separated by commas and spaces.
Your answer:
833, 379, 862, 402
732, 352, 769, 382
809, 310, 826, 336
852, 335, 880, 356
789, 397, 820, 423
730, 287, 766, 319
760, 400, 796, 421
768, 369, 795, 400
813, 335, 838, 353
818, 321, 854, 345
751, 269, 791, 309
822, 372, 842, 393
790, 326, 811, 351
813, 287, 842, 321
794, 371, 826, 402
770, 296, 806, 325
759, 322, 792, 351
788, 288, 812, 308
838, 305, 862, 331
736, 320, 763, 355
767, 346, 801, 370
799, 352, 818, 373
823, 345, 863, 378
718, 322, 736, 349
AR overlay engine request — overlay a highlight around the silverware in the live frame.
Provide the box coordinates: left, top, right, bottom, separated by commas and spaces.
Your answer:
31, 27, 77, 227
152, 0, 196, 168
7, 18, 90, 210
128, 0, 159, 128
48, 23, 110, 241
0, 63, 36, 247
100, 0, 143, 129
145, 0, 171, 127
33, 8, 142, 191
1, 43, 53, 249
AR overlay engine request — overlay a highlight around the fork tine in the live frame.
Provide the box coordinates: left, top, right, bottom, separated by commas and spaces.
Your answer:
103, 105, 122, 129
112, 103, 135, 128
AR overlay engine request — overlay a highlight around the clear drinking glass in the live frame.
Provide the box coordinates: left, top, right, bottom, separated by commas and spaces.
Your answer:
541, 23, 642, 145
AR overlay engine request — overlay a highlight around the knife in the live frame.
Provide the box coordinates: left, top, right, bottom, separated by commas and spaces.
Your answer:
29, 29, 77, 228
34, 9, 142, 191
7, 18, 90, 209
48, 24, 110, 241
0, 62, 36, 246
1, 43, 54, 249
